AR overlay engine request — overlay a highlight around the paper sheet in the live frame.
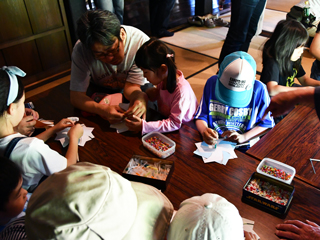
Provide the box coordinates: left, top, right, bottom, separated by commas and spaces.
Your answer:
55, 124, 94, 147
110, 103, 130, 133
242, 217, 260, 239
194, 140, 237, 165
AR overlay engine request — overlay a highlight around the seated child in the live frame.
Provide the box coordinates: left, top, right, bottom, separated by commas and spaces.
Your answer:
125, 38, 198, 134
0, 156, 28, 238
25, 162, 174, 240
0, 66, 83, 192
194, 51, 274, 149
310, 23, 320, 80
167, 193, 258, 240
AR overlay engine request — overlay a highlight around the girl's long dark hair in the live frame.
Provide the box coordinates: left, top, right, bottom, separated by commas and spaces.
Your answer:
135, 38, 177, 93
263, 19, 308, 77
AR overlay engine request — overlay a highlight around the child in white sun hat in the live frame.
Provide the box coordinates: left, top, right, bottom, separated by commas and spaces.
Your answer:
25, 162, 173, 240
167, 193, 258, 240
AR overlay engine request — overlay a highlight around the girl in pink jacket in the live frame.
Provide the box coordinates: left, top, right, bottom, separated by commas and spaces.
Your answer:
125, 38, 198, 135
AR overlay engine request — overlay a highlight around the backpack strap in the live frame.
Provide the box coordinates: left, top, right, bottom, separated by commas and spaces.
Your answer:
4, 137, 25, 158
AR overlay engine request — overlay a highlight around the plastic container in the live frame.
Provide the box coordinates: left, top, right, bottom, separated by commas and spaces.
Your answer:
122, 155, 174, 191
257, 158, 296, 185
142, 132, 176, 158
242, 172, 295, 218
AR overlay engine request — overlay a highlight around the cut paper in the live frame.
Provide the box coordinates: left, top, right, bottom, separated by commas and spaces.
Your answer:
242, 218, 260, 239
194, 140, 237, 165
109, 102, 131, 133
55, 124, 94, 147
193, 149, 213, 159
110, 121, 129, 133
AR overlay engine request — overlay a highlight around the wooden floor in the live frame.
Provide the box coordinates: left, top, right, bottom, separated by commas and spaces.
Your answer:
26, 5, 317, 102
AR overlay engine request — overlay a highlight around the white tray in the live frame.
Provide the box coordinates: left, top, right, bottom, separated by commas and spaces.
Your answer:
142, 132, 175, 158
257, 158, 296, 184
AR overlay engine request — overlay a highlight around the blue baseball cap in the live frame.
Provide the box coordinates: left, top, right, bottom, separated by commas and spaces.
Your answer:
215, 51, 256, 108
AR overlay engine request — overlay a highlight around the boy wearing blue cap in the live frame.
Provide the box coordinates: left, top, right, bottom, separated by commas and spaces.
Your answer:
194, 51, 274, 148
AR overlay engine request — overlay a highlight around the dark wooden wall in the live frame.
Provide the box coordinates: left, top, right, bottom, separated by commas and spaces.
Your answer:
0, 0, 195, 88
0, 0, 72, 87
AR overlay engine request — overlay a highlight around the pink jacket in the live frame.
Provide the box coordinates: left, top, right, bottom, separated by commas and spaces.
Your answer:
142, 70, 198, 135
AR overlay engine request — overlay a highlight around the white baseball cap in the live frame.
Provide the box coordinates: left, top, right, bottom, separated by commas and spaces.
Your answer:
167, 193, 244, 240
216, 51, 256, 108
25, 162, 173, 240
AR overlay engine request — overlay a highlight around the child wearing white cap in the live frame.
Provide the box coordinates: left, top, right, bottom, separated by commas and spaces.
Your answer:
25, 162, 174, 240
167, 193, 258, 240
194, 51, 274, 150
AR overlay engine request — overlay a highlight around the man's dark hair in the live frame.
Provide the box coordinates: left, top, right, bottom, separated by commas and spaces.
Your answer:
76, 10, 121, 49
0, 157, 22, 212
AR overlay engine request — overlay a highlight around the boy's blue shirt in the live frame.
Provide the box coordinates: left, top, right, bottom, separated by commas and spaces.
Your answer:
194, 75, 274, 135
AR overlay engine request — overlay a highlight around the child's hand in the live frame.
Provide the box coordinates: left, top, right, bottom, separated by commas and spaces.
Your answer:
202, 128, 218, 145
124, 99, 146, 119
15, 115, 37, 136
25, 108, 39, 120
244, 231, 258, 240
53, 118, 75, 132
68, 123, 83, 140
125, 115, 142, 133
222, 130, 245, 144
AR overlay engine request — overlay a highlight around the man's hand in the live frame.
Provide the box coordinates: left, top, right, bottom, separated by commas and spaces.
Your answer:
201, 128, 219, 145
275, 220, 320, 240
99, 105, 125, 124
263, 87, 315, 119
263, 91, 296, 119
125, 115, 143, 133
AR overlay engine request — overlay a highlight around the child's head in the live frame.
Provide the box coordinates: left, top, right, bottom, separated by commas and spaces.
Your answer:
25, 162, 174, 239
216, 51, 256, 108
263, 19, 308, 76
0, 156, 28, 222
135, 38, 177, 93
0, 66, 25, 124
167, 193, 244, 240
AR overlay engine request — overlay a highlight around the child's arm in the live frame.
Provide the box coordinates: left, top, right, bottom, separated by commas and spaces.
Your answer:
297, 74, 320, 87
35, 118, 75, 142
310, 29, 320, 61
126, 83, 197, 134
65, 124, 83, 166
124, 115, 142, 133
195, 119, 219, 145
145, 87, 159, 102
222, 126, 268, 144
266, 81, 313, 97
